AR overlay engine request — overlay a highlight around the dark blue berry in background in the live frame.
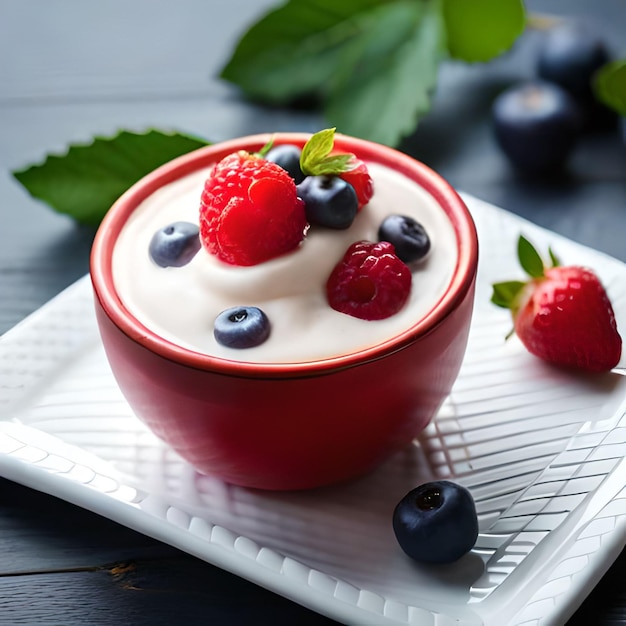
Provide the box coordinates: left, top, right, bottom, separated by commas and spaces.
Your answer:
492, 81, 583, 176
265, 144, 305, 184
392, 481, 478, 565
297, 175, 358, 229
538, 23, 611, 100
537, 22, 616, 130
149, 221, 201, 268
378, 214, 431, 264
214, 306, 271, 349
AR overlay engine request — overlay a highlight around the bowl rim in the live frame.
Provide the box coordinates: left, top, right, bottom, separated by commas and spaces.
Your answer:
90, 132, 478, 379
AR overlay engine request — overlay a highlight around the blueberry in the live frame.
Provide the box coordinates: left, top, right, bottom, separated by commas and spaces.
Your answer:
538, 23, 610, 100
537, 23, 616, 130
297, 175, 358, 229
492, 81, 583, 175
265, 144, 305, 184
149, 221, 201, 268
214, 306, 270, 349
378, 215, 430, 263
393, 481, 478, 564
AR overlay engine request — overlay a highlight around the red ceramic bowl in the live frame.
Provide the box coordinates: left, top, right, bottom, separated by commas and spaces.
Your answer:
90, 133, 478, 490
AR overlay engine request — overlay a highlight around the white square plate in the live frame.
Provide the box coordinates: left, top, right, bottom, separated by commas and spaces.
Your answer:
2, 195, 626, 625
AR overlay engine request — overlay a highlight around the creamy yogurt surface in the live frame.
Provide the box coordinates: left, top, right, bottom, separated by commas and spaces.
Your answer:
112, 161, 459, 363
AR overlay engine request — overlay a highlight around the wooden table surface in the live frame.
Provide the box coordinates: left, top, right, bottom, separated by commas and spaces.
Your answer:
1, 1, 625, 624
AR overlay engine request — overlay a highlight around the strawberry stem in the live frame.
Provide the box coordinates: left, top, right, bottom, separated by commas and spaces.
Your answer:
491, 280, 526, 308
548, 247, 561, 267
256, 136, 275, 158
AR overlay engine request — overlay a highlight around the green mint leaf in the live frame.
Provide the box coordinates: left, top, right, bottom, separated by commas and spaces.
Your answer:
517, 235, 545, 278
305, 154, 355, 176
220, 0, 447, 145
442, 0, 526, 62
491, 281, 526, 308
594, 59, 626, 116
325, 0, 445, 146
220, 0, 395, 105
300, 128, 354, 175
300, 127, 336, 166
12, 129, 209, 226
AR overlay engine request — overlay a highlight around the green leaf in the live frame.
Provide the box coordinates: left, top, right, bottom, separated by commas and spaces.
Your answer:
517, 235, 545, 278
491, 281, 526, 308
548, 247, 561, 268
13, 130, 209, 226
220, 0, 447, 146
304, 153, 354, 176
300, 127, 336, 169
325, 0, 446, 146
442, 0, 526, 62
300, 127, 354, 175
594, 59, 626, 116
220, 0, 398, 105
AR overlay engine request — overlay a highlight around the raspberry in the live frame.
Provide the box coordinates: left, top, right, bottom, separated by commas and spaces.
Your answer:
199, 151, 307, 266
326, 241, 412, 320
339, 158, 374, 210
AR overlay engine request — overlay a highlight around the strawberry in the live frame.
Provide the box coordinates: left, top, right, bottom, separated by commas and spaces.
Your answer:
492, 235, 622, 372
339, 157, 374, 210
199, 150, 307, 266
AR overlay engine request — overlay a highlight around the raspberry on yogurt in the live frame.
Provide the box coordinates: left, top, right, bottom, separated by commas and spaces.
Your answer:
326, 241, 412, 320
199, 150, 307, 266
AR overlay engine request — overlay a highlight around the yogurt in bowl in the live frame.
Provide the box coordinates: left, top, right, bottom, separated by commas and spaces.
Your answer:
113, 161, 458, 363
90, 131, 478, 490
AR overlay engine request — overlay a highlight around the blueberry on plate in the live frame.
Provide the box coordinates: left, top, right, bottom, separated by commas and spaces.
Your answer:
297, 175, 358, 229
214, 306, 271, 349
149, 221, 201, 268
492, 81, 583, 176
378, 214, 431, 264
265, 144, 305, 184
392, 481, 478, 564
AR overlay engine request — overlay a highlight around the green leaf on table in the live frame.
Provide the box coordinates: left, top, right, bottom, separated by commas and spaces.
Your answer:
220, 0, 447, 146
12, 129, 209, 226
326, 0, 445, 146
442, 0, 526, 62
220, 0, 394, 105
594, 59, 626, 116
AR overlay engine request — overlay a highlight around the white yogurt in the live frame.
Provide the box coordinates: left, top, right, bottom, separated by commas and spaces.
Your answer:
112, 162, 458, 363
